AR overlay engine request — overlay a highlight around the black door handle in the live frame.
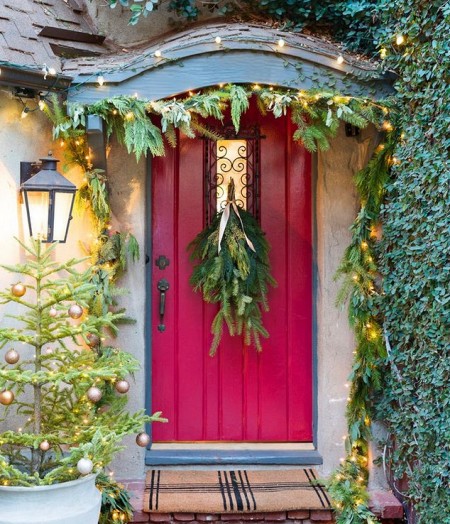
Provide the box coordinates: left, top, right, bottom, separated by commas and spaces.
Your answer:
157, 278, 169, 332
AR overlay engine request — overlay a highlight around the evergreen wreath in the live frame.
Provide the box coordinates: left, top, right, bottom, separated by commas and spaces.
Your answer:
189, 179, 276, 355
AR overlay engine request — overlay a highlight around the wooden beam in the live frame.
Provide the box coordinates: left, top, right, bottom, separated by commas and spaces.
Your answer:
39, 26, 105, 45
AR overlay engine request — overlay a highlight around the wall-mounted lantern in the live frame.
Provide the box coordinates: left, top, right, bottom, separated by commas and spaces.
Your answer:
20, 153, 76, 243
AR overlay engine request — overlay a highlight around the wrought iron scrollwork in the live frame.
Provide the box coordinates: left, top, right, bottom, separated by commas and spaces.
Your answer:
204, 125, 262, 224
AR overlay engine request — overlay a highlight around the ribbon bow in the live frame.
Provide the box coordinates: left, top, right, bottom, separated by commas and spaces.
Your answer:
218, 179, 256, 254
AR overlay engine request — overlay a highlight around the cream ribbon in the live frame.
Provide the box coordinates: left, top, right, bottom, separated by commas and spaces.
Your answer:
218, 200, 256, 254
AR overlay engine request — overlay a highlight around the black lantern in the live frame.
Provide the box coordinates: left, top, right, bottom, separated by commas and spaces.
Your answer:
20, 153, 76, 243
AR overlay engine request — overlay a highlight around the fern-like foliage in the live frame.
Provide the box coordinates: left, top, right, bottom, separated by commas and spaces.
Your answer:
188, 204, 276, 355
229, 85, 250, 133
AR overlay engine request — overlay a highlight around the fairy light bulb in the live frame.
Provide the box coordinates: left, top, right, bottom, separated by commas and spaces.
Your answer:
154, 50, 162, 58
215, 36, 222, 44
336, 55, 344, 65
97, 75, 105, 86
396, 34, 405, 45
48, 67, 56, 76
277, 38, 285, 47
380, 48, 387, 59
38, 100, 46, 110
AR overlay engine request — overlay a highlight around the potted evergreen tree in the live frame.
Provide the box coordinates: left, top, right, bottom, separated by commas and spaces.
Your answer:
0, 239, 163, 524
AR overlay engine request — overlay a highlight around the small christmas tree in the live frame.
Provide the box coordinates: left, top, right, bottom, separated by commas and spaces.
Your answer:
0, 239, 162, 493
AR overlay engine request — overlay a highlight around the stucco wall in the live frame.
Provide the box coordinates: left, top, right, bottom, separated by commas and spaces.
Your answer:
315, 124, 376, 476
105, 140, 148, 478
85, 0, 217, 47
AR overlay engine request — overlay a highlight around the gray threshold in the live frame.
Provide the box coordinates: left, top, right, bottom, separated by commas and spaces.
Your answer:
145, 449, 323, 466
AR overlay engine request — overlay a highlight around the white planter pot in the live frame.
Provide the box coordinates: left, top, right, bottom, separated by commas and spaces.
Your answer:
0, 474, 101, 524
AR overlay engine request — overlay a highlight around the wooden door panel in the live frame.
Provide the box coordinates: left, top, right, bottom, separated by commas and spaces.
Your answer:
151, 103, 312, 442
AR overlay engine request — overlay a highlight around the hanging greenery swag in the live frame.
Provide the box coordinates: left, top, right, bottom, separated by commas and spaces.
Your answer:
188, 178, 277, 355
44, 84, 398, 524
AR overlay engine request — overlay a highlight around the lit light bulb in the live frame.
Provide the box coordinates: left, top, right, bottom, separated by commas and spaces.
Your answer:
21, 107, 29, 119
277, 38, 285, 47
336, 55, 344, 65
97, 75, 105, 86
396, 34, 405, 45
38, 100, 46, 110
154, 50, 162, 58
380, 48, 387, 59
215, 36, 222, 44
48, 67, 56, 76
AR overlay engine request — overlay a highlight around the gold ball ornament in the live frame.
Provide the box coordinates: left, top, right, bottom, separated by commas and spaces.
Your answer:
0, 390, 14, 405
39, 440, 50, 451
86, 386, 102, 403
136, 432, 151, 447
86, 333, 100, 348
68, 304, 83, 319
115, 380, 130, 394
49, 307, 58, 318
5, 349, 20, 365
11, 283, 26, 297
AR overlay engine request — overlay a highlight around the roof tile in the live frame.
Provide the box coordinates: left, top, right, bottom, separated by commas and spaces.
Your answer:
0, 0, 109, 71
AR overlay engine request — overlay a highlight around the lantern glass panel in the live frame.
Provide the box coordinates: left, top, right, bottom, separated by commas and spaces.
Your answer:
25, 190, 49, 241
53, 191, 75, 242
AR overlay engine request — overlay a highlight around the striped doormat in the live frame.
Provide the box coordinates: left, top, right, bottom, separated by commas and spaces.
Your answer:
143, 469, 331, 513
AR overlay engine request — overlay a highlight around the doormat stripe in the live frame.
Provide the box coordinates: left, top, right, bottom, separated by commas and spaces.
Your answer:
144, 469, 331, 513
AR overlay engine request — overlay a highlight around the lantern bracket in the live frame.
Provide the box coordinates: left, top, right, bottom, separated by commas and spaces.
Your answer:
20, 161, 41, 185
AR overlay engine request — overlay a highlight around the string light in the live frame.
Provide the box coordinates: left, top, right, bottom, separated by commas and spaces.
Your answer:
396, 34, 405, 45
97, 75, 105, 86
382, 121, 393, 132
215, 36, 222, 44
154, 50, 162, 58
277, 38, 285, 47
380, 48, 387, 59
336, 55, 344, 65
38, 100, 46, 110
21, 107, 30, 119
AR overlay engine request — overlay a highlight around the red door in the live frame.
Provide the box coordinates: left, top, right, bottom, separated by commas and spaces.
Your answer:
151, 103, 312, 442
